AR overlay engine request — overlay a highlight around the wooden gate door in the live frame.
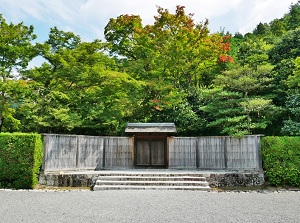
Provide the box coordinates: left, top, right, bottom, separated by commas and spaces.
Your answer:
135, 139, 166, 167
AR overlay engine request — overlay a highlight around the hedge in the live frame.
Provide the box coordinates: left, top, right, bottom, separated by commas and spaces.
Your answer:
0, 133, 43, 189
261, 136, 300, 187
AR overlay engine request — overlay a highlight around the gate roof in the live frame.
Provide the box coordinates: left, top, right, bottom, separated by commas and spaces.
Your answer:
125, 123, 176, 133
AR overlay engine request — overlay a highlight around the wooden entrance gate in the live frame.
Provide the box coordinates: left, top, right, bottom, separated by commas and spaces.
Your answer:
135, 139, 166, 167
125, 123, 177, 168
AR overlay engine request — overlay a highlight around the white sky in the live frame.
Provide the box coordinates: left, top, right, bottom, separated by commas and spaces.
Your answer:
0, 0, 298, 43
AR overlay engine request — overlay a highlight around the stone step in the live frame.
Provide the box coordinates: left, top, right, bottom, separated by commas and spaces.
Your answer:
93, 172, 211, 191
95, 180, 210, 187
96, 173, 205, 177
96, 176, 207, 182
93, 185, 211, 191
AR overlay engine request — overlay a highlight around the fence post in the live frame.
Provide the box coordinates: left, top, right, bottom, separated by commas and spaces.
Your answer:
196, 138, 199, 168
75, 136, 79, 169
257, 135, 263, 170
224, 137, 228, 169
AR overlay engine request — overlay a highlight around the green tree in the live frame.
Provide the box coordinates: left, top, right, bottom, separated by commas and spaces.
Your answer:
286, 57, 300, 89
269, 28, 300, 64
0, 15, 37, 132
270, 19, 286, 36
268, 28, 300, 133
237, 36, 271, 68
281, 94, 300, 135
283, 1, 300, 31
21, 28, 141, 135
105, 14, 142, 60
201, 88, 245, 136
253, 22, 270, 36
106, 6, 232, 89
201, 64, 276, 136
105, 6, 233, 134
281, 57, 300, 135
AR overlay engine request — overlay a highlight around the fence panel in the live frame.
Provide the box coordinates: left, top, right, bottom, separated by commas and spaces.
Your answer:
198, 137, 225, 169
104, 137, 134, 169
43, 134, 134, 171
168, 135, 262, 170
77, 136, 104, 170
168, 137, 197, 168
43, 134, 78, 171
226, 136, 261, 170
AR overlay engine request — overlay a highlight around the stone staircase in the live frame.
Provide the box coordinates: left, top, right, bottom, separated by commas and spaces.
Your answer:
92, 172, 211, 191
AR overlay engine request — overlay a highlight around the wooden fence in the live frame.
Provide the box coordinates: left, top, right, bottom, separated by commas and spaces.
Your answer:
42, 134, 133, 171
168, 136, 262, 170
42, 134, 262, 172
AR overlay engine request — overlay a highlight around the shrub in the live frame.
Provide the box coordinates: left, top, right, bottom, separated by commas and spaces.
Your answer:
261, 136, 300, 187
0, 133, 43, 189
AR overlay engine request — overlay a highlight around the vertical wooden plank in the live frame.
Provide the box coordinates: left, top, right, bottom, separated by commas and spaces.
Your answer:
226, 137, 239, 169
256, 135, 263, 170
223, 137, 227, 169
104, 137, 113, 168
197, 137, 204, 168
104, 137, 114, 168
168, 137, 174, 167
42, 134, 48, 171
151, 140, 165, 165
136, 140, 150, 165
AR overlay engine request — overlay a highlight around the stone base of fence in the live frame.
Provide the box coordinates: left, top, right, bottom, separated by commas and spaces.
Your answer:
207, 172, 265, 188
39, 170, 264, 188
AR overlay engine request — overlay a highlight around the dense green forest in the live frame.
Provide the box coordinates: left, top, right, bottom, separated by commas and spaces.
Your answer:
1, 2, 300, 136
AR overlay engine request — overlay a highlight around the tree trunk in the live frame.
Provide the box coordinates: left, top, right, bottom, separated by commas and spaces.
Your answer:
0, 117, 4, 133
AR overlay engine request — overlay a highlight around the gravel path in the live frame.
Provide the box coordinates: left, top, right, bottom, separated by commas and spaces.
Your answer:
0, 190, 299, 223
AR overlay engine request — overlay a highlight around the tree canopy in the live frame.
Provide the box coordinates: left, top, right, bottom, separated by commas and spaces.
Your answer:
0, 14, 37, 132
1, 2, 300, 136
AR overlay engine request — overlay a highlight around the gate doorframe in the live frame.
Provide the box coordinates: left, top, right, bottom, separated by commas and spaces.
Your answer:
134, 133, 168, 168
125, 123, 177, 169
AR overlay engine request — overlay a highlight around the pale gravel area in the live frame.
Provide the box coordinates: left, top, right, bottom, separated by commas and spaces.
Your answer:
0, 189, 299, 223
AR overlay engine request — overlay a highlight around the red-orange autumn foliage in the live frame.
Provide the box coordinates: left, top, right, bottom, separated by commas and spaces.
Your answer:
105, 5, 233, 110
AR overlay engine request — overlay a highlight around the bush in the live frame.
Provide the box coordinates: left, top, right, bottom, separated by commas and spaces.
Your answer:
0, 133, 43, 189
261, 136, 300, 187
